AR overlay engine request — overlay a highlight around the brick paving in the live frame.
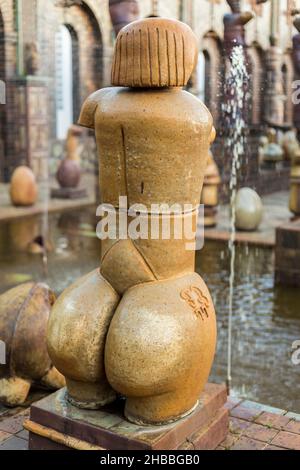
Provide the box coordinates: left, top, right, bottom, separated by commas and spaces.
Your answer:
0, 394, 299, 450
218, 397, 300, 450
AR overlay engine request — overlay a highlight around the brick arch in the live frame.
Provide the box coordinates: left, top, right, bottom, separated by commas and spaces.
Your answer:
201, 31, 224, 126
57, 1, 103, 121
247, 44, 265, 127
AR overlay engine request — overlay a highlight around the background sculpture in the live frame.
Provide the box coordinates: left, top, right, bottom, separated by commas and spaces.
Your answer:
0, 283, 65, 407
293, 17, 300, 138
224, 0, 253, 55
109, 0, 140, 36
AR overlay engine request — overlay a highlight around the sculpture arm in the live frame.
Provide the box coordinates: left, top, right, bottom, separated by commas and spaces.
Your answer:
240, 11, 254, 25
210, 126, 216, 145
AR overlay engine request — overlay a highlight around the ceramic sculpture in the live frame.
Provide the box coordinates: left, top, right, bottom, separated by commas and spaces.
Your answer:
261, 128, 283, 169
293, 16, 300, 137
56, 125, 83, 189
0, 283, 65, 407
234, 187, 263, 231
224, 0, 253, 55
47, 18, 217, 426
201, 150, 221, 227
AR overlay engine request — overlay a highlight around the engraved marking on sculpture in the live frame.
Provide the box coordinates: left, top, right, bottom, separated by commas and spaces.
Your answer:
147, 28, 153, 86
182, 35, 186, 86
125, 33, 129, 83
174, 32, 178, 86
139, 29, 143, 86
166, 30, 170, 86
157, 28, 161, 86
180, 286, 210, 321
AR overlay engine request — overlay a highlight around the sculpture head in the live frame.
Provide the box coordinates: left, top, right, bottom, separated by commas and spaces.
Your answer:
111, 18, 198, 88
227, 0, 241, 13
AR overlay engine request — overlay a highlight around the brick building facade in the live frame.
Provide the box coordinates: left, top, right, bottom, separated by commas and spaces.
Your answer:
0, 0, 299, 194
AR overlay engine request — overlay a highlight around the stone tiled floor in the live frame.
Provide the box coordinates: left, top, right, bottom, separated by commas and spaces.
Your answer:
206, 191, 292, 247
0, 395, 300, 450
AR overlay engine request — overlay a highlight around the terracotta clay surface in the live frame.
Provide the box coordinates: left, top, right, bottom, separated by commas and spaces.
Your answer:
0, 283, 65, 407
48, 18, 218, 425
56, 125, 84, 189
47, 270, 119, 409
10, 166, 38, 207
105, 273, 216, 425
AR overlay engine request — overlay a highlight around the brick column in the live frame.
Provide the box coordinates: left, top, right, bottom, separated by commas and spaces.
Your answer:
5, 77, 49, 180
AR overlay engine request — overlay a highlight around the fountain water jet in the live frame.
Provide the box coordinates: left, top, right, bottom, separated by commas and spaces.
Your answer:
222, 45, 249, 394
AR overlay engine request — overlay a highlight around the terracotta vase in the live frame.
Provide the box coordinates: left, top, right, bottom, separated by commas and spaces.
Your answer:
223, 0, 253, 56
10, 166, 38, 207
48, 18, 217, 425
0, 283, 65, 407
56, 159, 81, 189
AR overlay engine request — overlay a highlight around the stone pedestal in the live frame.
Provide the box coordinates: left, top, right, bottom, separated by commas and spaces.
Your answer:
26, 384, 228, 451
275, 220, 300, 287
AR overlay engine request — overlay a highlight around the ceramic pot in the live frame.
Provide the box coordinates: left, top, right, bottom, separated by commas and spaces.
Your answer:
0, 283, 65, 407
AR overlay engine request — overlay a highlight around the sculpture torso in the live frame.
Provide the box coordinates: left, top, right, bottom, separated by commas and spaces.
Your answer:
79, 87, 213, 209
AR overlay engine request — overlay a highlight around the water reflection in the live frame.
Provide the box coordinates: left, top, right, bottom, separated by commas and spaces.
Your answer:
0, 209, 299, 412
197, 241, 300, 412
